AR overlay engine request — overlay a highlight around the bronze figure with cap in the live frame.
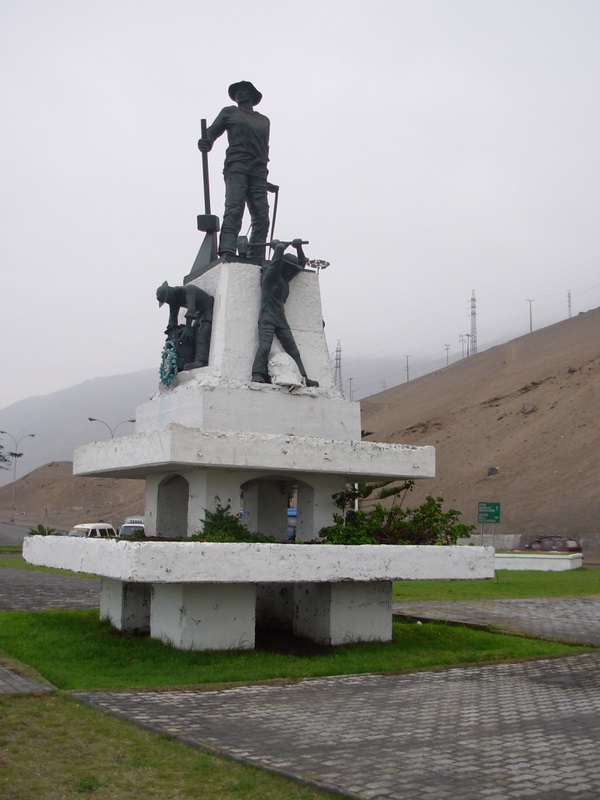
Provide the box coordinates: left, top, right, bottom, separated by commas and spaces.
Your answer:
251, 240, 319, 387
156, 281, 214, 370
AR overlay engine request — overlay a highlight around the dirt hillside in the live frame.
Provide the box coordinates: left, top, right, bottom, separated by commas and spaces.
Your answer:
361, 307, 600, 545
0, 461, 144, 532
2, 308, 600, 544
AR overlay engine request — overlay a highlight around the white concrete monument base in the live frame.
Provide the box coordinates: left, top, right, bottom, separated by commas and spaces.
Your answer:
24, 537, 494, 651
494, 552, 583, 571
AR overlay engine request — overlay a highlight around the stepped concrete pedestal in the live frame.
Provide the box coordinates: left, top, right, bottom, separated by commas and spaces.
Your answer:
23, 258, 494, 650
74, 261, 435, 541
23, 537, 495, 649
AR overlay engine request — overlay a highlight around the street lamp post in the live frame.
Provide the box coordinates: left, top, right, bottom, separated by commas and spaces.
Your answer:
0, 431, 35, 522
87, 417, 135, 525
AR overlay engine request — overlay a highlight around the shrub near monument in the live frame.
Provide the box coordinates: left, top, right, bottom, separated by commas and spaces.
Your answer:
319, 482, 474, 546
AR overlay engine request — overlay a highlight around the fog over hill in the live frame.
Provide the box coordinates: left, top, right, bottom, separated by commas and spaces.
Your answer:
0, 370, 158, 488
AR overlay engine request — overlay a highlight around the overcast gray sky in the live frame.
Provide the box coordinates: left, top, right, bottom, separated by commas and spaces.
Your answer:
2, 0, 599, 408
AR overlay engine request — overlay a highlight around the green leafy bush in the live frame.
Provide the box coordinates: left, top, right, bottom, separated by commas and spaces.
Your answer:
192, 505, 274, 543
319, 485, 474, 546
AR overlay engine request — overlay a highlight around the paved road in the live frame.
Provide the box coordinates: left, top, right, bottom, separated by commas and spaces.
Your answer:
0, 521, 30, 546
2, 567, 600, 798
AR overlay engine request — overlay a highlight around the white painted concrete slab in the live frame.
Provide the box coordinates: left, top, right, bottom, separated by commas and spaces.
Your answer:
23, 537, 494, 583
74, 426, 435, 483
495, 552, 583, 571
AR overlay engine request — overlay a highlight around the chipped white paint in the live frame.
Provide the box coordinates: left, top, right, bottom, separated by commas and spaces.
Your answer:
74, 427, 435, 482
23, 538, 492, 583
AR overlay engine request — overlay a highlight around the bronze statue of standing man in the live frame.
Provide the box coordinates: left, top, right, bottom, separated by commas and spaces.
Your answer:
198, 81, 270, 260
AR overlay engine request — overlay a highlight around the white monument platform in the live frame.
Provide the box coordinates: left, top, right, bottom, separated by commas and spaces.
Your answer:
49, 256, 494, 651
23, 537, 494, 649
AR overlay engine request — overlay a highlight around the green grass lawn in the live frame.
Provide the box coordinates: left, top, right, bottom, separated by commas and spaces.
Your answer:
0, 553, 97, 577
0, 608, 589, 692
1, 693, 341, 800
393, 566, 600, 601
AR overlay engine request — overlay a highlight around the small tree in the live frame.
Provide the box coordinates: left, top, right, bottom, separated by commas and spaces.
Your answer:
27, 524, 56, 536
319, 484, 473, 546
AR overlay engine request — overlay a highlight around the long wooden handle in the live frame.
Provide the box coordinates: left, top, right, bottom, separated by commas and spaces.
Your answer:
201, 119, 211, 214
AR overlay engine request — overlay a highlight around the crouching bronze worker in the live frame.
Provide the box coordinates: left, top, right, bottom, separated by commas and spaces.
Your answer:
251, 240, 319, 387
157, 281, 214, 370
198, 80, 270, 259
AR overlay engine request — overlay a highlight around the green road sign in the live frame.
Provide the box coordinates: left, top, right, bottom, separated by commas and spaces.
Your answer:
478, 502, 500, 524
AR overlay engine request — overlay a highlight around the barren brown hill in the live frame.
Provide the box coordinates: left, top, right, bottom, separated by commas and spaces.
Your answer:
2, 309, 600, 545
361, 307, 600, 546
0, 461, 144, 532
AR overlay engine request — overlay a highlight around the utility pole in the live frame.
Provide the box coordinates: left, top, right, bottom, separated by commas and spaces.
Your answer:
347, 377, 354, 402
465, 333, 471, 357
459, 334, 466, 358
444, 344, 450, 366
525, 298, 534, 333
568, 290, 572, 319
470, 290, 477, 355
333, 340, 344, 394
404, 355, 410, 382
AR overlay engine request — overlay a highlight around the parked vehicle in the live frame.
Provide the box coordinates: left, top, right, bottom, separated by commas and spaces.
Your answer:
119, 516, 145, 539
67, 523, 116, 538
522, 536, 582, 553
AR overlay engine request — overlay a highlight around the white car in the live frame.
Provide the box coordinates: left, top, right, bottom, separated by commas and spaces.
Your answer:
119, 517, 145, 539
67, 523, 116, 538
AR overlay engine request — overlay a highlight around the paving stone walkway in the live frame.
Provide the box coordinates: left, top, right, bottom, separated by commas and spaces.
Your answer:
2, 567, 600, 797
0, 565, 100, 610
0, 663, 53, 695
75, 654, 600, 799
393, 596, 600, 646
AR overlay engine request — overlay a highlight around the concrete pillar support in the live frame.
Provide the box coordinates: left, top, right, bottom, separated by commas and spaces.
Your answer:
293, 581, 393, 645
99, 578, 151, 633
150, 582, 257, 650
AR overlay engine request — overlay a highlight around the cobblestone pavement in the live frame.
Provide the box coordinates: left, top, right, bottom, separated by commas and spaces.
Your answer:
75, 654, 600, 800
393, 597, 600, 646
3, 568, 600, 797
0, 664, 53, 695
0, 565, 100, 610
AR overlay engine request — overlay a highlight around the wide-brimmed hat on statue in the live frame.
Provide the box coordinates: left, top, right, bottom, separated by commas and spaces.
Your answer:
228, 80, 262, 106
156, 281, 169, 307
